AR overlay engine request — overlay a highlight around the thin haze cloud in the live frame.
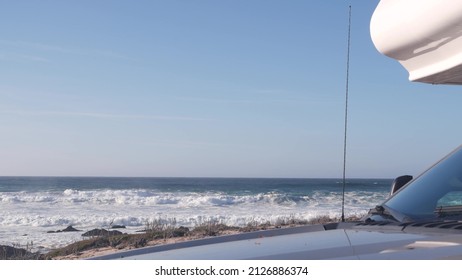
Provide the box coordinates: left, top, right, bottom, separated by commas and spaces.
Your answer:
0, 40, 132, 60
174, 94, 337, 105
146, 140, 228, 149
0, 52, 49, 62
0, 110, 210, 121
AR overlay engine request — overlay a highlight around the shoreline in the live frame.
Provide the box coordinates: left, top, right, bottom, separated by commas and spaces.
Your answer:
1, 215, 362, 260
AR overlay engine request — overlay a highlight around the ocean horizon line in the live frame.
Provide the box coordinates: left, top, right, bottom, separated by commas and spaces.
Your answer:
0, 175, 394, 180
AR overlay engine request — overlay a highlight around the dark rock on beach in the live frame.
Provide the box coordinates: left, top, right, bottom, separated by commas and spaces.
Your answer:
82, 228, 123, 237
62, 226, 80, 232
47, 225, 80, 233
111, 225, 126, 229
0, 245, 41, 260
173, 226, 189, 237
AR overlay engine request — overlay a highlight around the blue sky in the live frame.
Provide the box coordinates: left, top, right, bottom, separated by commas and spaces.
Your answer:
1, 0, 462, 178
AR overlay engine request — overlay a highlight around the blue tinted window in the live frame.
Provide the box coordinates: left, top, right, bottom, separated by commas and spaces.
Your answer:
384, 146, 462, 220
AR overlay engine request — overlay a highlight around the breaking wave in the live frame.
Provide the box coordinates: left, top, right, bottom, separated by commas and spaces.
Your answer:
0, 177, 390, 249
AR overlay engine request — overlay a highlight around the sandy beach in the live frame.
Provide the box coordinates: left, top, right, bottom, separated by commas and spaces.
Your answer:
41, 223, 270, 260
53, 236, 191, 260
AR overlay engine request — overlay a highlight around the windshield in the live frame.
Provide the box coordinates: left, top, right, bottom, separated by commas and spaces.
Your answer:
382, 145, 462, 221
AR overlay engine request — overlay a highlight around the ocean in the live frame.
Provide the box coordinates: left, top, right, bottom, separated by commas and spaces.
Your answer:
0, 177, 391, 252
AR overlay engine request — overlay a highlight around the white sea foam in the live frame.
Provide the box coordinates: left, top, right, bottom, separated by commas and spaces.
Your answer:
0, 188, 388, 251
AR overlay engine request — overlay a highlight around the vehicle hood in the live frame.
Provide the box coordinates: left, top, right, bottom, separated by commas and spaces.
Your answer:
91, 222, 462, 260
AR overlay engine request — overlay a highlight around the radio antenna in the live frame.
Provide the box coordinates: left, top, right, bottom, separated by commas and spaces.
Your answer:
341, 5, 352, 223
